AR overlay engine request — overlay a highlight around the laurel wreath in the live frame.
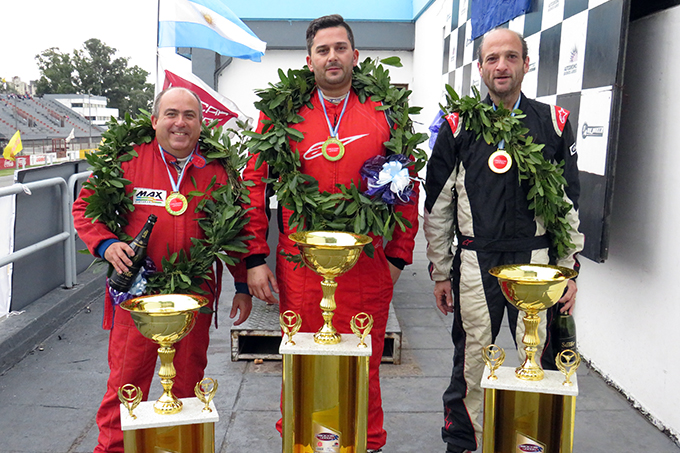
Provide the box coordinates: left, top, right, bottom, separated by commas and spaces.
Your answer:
243, 57, 428, 258
440, 85, 576, 258
81, 111, 253, 295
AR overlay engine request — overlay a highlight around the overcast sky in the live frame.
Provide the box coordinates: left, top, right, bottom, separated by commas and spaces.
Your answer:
0, 0, 158, 84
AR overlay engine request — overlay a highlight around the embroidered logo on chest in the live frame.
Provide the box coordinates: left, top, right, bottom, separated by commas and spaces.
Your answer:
133, 188, 167, 206
302, 134, 369, 160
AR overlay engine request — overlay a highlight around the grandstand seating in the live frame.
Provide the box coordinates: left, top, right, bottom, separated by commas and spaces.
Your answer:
0, 95, 104, 142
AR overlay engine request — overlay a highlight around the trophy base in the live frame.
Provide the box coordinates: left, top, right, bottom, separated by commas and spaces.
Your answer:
314, 329, 342, 345
514, 364, 545, 381
153, 395, 183, 415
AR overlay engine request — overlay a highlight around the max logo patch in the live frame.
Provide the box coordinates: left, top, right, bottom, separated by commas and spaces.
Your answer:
133, 188, 166, 206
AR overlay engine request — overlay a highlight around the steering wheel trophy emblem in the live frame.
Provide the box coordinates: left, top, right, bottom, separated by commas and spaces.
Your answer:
556, 349, 581, 386
350, 312, 374, 348
194, 377, 218, 412
118, 384, 143, 419
482, 344, 506, 380
280, 310, 302, 345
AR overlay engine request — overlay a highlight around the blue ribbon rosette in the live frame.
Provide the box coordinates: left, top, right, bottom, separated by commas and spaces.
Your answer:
360, 154, 415, 205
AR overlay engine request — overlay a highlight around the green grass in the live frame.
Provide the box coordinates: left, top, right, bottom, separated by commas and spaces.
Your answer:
0, 164, 47, 177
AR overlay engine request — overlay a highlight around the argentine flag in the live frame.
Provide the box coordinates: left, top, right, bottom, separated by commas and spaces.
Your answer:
158, 0, 266, 62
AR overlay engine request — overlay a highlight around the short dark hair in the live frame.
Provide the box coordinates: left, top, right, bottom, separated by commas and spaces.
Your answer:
306, 14, 355, 55
477, 28, 528, 62
152, 87, 203, 122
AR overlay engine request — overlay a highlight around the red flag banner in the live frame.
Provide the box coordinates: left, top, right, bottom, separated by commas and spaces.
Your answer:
163, 69, 242, 129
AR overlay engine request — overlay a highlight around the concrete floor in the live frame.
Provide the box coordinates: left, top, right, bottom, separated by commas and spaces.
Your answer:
0, 174, 14, 187
0, 230, 678, 452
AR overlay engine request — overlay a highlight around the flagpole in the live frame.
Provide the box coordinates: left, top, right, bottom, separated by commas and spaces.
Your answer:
156, 0, 161, 96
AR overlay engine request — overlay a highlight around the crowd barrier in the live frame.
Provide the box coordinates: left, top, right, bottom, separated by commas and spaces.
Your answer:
0, 171, 91, 290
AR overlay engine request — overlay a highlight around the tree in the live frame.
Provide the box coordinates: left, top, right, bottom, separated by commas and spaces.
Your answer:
35, 39, 154, 116
35, 48, 76, 94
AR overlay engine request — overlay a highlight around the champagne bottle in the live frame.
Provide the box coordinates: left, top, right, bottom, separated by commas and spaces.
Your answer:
108, 214, 157, 293
554, 304, 577, 353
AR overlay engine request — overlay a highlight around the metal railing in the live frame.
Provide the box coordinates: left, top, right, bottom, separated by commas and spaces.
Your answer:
66, 171, 93, 286
0, 171, 91, 290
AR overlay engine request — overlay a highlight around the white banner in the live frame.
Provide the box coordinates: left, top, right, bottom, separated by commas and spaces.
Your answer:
577, 86, 612, 176
0, 194, 16, 317
29, 155, 46, 166
557, 10, 588, 95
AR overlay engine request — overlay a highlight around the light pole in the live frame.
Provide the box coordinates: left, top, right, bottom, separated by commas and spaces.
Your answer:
87, 93, 92, 149
13, 95, 17, 131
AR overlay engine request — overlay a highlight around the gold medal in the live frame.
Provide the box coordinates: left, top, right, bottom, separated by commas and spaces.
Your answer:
488, 149, 512, 174
321, 137, 345, 161
165, 192, 188, 216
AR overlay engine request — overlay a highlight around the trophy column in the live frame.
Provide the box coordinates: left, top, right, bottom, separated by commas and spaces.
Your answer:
280, 333, 371, 453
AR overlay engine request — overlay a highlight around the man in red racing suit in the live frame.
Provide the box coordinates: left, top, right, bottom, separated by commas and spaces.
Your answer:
242, 15, 419, 452
73, 87, 251, 453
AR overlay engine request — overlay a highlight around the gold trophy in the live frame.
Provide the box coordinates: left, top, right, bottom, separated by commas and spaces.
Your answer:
289, 231, 372, 345
489, 264, 577, 381
119, 294, 208, 414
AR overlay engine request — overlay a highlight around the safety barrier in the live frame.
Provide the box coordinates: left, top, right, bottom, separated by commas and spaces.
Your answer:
0, 170, 91, 289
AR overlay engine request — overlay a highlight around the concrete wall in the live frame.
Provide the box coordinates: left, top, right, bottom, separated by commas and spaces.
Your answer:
576, 5, 680, 440
410, 0, 450, 140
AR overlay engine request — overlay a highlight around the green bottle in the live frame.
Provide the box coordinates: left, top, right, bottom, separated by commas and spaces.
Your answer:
554, 304, 577, 353
108, 214, 157, 293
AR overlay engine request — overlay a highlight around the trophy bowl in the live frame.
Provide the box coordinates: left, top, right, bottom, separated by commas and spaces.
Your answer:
120, 294, 208, 414
489, 264, 577, 381
289, 231, 372, 345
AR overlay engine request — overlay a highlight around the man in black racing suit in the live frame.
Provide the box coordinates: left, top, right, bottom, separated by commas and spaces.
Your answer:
423, 28, 584, 453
